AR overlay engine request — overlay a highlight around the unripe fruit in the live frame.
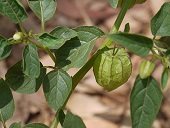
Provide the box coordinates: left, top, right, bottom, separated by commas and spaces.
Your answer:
13, 32, 23, 41
93, 48, 132, 91
139, 60, 155, 79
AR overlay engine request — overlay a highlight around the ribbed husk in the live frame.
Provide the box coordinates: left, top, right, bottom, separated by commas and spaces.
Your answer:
93, 48, 132, 91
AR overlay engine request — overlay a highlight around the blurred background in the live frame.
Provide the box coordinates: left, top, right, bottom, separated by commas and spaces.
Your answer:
0, 0, 170, 128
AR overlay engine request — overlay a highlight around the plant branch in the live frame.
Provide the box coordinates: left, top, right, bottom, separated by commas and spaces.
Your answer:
49, 115, 59, 128
71, 0, 132, 89
0, 112, 7, 128
41, 22, 45, 33
50, 0, 133, 127
45, 47, 56, 63
28, 39, 56, 63
100, 0, 132, 48
72, 54, 97, 89
18, 21, 27, 35
2, 121, 7, 128
40, 1, 45, 32
3, 124, 7, 128
43, 66, 57, 69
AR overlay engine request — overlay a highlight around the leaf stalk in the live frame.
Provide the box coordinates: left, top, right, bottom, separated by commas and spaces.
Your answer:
28, 39, 56, 63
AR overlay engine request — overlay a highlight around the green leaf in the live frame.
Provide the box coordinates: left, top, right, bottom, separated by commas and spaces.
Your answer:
59, 109, 65, 127
55, 26, 105, 70
0, 78, 15, 123
63, 111, 86, 128
159, 36, 170, 49
154, 37, 170, 50
27, 0, 57, 22
49, 108, 65, 128
161, 67, 169, 90
151, 2, 170, 37
0, 36, 12, 61
50, 26, 77, 42
130, 75, 163, 128
36, 27, 77, 50
43, 69, 72, 111
108, 33, 153, 57
5, 61, 46, 94
22, 43, 40, 78
37, 33, 66, 49
124, 23, 130, 33
10, 122, 22, 128
166, 49, 170, 58
0, 0, 28, 23
109, 0, 146, 9
74, 26, 105, 37
108, 0, 119, 8
23, 123, 48, 128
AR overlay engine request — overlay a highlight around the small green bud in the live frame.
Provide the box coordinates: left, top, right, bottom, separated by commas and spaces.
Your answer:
13, 32, 23, 41
139, 60, 155, 79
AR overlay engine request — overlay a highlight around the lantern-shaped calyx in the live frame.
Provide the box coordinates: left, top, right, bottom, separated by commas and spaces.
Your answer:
93, 48, 132, 91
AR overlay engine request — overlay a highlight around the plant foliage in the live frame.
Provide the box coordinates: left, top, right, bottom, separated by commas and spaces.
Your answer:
0, 0, 169, 128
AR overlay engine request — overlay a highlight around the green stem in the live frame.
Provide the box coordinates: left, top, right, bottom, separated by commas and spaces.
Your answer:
100, 0, 131, 48
40, 1, 45, 32
0, 111, 7, 128
43, 66, 57, 69
71, 0, 132, 89
50, 0, 132, 127
45, 47, 56, 63
2, 122, 7, 128
151, 56, 157, 63
151, 49, 164, 61
29, 39, 56, 63
18, 21, 27, 35
49, 108, 64, 128
48, 52, 101, 128
41, 22, 45, 33
72, 53, 98, 89
3, 124, 7, 128
49, 115, 59, 128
